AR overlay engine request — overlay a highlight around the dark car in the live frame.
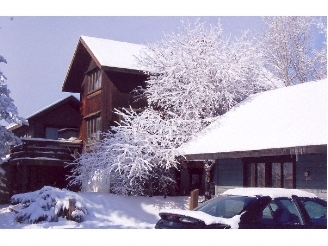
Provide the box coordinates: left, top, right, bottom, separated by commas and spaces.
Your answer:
155, 188, 327, 229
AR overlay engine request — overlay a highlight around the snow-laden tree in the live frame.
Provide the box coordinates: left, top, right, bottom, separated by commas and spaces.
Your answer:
0, 55, 27, 163
71, 19, 280, 195
69, 107, 186, 195
137, 19, 280, 123
260, 16, 327, 86
314, 17, 327, 80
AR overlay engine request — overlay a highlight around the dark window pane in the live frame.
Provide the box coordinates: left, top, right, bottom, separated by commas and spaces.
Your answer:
300, 198, 327, 226
257, 163, 265, 187
45, 127, 59, 140
245, 163, 256, 187
283, 162, 293, 188
194, 196, 257, 218
272, 163, 281, 187
270, 198, 302, 225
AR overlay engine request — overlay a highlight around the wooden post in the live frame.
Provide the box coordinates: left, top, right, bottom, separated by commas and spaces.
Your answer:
68, 198, 76, 220
189, 189, 199, 210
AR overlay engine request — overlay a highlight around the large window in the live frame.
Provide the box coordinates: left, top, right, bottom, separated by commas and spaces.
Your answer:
244, 156, 295, 188
88, 69, 102, 93
86, 116, 101, 143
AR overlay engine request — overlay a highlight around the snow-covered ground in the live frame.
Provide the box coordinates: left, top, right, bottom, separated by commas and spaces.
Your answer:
0, 188, 189, 229
0, 187, 325, 246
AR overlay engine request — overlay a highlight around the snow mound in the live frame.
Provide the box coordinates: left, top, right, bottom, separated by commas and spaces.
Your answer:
10, 186, 87, 224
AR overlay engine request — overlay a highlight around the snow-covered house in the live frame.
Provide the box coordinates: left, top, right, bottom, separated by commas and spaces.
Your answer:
179, 79, 327, 199
0, 96, 82, 203
62, 36, 148, 145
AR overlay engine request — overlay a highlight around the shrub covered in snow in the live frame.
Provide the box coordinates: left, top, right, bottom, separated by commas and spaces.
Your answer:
10, 186, 87, 224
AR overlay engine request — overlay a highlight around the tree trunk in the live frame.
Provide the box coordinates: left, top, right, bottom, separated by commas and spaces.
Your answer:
204, 160, 214, 201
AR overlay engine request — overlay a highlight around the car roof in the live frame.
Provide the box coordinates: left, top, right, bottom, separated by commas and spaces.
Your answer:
222, 188, 318, 199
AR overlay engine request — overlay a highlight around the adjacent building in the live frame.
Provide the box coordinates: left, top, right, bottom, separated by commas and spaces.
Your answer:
0, 96, 82, 203
179, 79, 327, 199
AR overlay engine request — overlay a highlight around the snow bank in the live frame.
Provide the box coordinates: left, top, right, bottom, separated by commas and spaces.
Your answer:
1, 187, 189, 229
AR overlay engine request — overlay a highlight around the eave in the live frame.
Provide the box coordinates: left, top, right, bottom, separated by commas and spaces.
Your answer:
181, 144, 327, 161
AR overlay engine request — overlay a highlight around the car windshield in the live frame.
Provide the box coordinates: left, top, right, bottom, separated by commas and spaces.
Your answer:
193, 195, 257, 218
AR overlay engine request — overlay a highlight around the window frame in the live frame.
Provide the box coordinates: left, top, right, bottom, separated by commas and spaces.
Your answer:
243, 155, 296, 188
87, 68, 102, 94
86, 115, 101, 144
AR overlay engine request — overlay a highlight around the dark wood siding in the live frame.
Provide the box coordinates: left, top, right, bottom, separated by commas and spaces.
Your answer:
80, 67, 147, 143
214, 159, 243, 186
296, 153, 327, 190
12, 98, 81, 139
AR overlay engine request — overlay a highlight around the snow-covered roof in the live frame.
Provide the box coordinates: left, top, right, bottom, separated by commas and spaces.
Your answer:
222, 187, 317, 199
80, 36, 146, 71
62, 36, 147, 93
179, 79, 327, 158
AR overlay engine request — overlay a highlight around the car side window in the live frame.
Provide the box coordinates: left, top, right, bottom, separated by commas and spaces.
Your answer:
259, 205, 275, 225
299, 198, 327, 226
259, 198, 302, 226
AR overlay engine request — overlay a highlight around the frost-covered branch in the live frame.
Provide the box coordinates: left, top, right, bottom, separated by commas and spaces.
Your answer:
260, 16, 326, 86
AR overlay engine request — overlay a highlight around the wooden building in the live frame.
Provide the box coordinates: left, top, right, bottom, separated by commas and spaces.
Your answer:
179, 80, 327, 199
62, 36, 148, 145
0, 96, 82, 203
10, 95, 81, 140
61, 36, 154, 193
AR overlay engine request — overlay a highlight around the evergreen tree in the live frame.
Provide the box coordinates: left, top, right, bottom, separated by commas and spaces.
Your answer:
0, 55, 27, 162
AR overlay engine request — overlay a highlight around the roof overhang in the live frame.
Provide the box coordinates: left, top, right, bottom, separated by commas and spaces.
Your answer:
62, 38, 92, 93
181, 144, 327, 161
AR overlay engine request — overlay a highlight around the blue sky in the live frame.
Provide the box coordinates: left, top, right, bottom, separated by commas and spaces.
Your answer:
0, 16, 266, 119
0, 1, 326, 123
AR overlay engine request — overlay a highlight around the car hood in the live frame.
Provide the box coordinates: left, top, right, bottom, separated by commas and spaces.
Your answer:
159, 209, 242, 229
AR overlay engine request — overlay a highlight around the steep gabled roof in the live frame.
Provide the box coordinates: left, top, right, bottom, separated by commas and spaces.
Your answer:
62, 36, 146, 93
179, 79, 327, 160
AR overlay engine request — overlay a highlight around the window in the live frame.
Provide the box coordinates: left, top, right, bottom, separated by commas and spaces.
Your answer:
86, 116, 101, 143
244, 156, 295, 188
245, 162, 268, 187
194, 195, 256, 218
45, 127, 59, 140
259, 198, 303, 226
299, 198, 327, 227
88, 69, 102, 93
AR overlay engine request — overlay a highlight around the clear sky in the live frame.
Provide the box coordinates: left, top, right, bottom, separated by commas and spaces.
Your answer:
0, 0, 326, 124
